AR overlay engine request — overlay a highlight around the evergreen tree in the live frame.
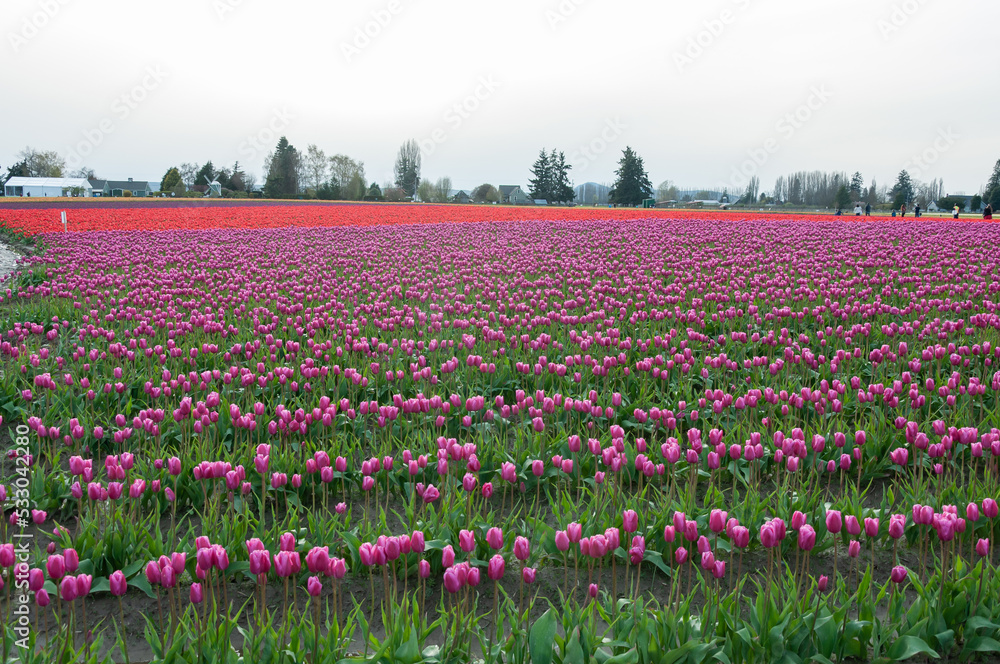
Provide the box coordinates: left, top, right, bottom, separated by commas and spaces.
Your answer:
195, 161, 215, 186
608, 147, 653, 207
985, 158, 1000, 208
2, 161, 30, 189
528, 150, 553, 201
849, 172, 864, 199
835, 184, 852, 210
393, 140, 421, 197
160, 167, 182, 192
551, 151, 575, 204
891, 170, 915, 209
262, 137, 301, 198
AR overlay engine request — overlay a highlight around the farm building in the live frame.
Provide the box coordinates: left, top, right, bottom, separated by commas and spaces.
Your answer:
498, 185, 532, 205
3, 177, 93, 197
89, 178, 153, 197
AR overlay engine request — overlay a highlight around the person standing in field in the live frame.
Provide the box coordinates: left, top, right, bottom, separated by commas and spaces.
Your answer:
915, 203, 921, 217
854, 203, 863, 216
900, 203, 906, 217
982, 203, 992, 220
953, 204, 960, 219
865, 202, 871, 216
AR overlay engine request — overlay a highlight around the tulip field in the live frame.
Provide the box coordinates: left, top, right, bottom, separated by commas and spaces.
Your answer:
2, 204, 1000, 663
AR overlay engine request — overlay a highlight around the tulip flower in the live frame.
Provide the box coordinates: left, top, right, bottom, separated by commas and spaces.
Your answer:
622, 509, 638, 533
514, 536, 530, 561
798, 525, 816, 551
488, 554, 505, 580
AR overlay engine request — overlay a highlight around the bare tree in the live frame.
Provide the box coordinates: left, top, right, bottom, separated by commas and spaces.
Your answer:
18, 147, 65, 177
434, 176, 452, 203
329, 155, 366, 200
304, 144, 328, 193
179, 163, 199, 188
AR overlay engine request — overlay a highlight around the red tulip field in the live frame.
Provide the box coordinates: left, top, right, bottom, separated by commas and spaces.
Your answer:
1, 203, 1000, 663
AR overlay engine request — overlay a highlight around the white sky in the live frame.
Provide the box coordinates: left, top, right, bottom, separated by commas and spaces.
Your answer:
4, 0, 998, 195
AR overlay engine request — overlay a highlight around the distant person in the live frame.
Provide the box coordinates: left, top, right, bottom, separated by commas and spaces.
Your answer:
865, 203, 871, 216
891, 208, 897, 217
983, 203, 993, 219
900, 203, 906, 217
854, 203, 862, 216
953, 204, 960, 219
835, 207, 842, 216
915, 204, 921, 217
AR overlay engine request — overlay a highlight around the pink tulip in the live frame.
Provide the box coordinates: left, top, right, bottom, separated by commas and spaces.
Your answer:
798, 525, 816, 551
488, 554, 505, 580
622, 509, 638, 533
825, 510, 842, 534
514, 536, 530, 561
459, 530, 476, 553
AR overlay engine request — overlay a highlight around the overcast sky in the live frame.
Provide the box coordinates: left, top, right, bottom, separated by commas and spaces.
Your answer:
4, 0, 998, 195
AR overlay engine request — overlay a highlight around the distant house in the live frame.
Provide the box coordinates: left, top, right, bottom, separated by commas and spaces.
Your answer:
950, 195, 982, 212
3, 177, 92, 197
451, 190, 471, 204
90, 178, 152, 197
498, 185, 531, 205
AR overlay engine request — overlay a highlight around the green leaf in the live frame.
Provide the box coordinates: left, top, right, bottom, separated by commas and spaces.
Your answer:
886, 635, 938, 661
530, 608, 558, 664
966, 616, 1000, 634
605, 648, 638, 664
962, 636, 1000, 654
129, 574, 156, 599
394, 627, 421, 664
564, 627, 585, 664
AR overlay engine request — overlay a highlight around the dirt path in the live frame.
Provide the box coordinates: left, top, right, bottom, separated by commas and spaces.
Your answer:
0, 240, 19, 284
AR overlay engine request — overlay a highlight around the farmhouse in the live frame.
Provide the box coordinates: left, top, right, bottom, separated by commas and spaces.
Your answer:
498, 185, 531, 205
3, 177, 93, 197
89, 178, 153, 197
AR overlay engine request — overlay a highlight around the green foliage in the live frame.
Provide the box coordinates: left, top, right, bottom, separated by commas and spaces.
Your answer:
160, 167, 183, 192
262, 137, 301, 198
609, 146, 653, 206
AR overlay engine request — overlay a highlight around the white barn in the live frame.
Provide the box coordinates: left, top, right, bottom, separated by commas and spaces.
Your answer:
3, 177, 93, 197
